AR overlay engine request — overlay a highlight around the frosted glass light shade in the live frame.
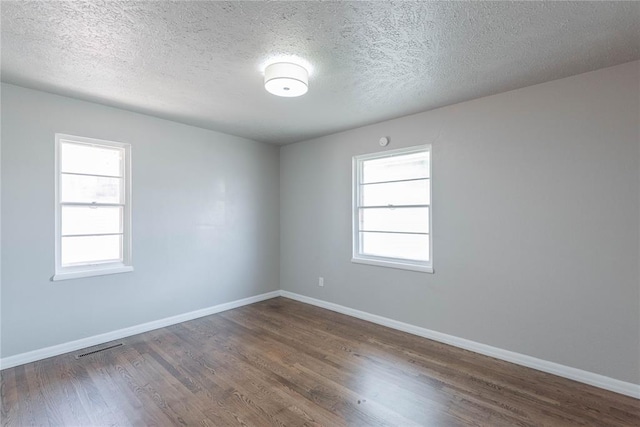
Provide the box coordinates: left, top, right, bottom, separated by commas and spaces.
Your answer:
264, 62, 308, 97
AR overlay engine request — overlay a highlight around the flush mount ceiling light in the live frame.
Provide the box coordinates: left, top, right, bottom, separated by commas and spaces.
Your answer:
264, 62, 308, 97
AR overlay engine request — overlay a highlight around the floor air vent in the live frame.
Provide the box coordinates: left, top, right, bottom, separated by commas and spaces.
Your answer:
75, 343, 123, 359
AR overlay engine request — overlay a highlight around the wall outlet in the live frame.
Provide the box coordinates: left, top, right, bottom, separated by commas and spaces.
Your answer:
318, 277, 324, 287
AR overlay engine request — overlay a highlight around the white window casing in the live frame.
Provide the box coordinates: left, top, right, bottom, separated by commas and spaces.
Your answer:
53, 134, 133, 281
352, 145, 433, 273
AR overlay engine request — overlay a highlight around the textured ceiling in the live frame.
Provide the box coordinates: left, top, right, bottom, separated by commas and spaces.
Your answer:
2, 1, 639, 145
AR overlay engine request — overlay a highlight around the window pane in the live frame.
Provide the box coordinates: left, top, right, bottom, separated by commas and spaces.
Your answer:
62, 206, 123, 236
361, 207, 429, 233
360, 232, 429, 261
361, 179, 429, 206
61, 235, 122, 266
61, 174, 122, 204
362, 151, 429, 183
61, 141, 123, 177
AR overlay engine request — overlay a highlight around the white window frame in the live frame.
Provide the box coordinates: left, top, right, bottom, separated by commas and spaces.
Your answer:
352, 144, 433, 273
53, 134, 133, 281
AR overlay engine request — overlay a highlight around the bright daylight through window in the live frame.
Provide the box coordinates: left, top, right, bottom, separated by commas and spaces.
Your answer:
53, 134, 132, 281
353, 145, 432, 273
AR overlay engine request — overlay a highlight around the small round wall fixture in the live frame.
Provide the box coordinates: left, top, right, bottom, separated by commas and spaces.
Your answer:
264, 62, 308, 97
379, 136, 390, 147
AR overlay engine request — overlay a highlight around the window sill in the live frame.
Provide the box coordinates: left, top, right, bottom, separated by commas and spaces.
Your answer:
52, 266, 134, 281
351, 257, 433, 273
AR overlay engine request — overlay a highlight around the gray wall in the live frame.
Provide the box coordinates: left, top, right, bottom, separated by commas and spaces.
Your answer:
2, 61, 639, 385
280, 61, 640, 384
1, 83, 280, 358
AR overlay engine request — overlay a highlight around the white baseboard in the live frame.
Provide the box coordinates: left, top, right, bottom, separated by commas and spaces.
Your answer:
280, 291, 640, 399
0, 290, 280, 370
3, 289, 638, 399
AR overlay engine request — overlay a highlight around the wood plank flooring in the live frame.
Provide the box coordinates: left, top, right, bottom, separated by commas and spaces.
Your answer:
2, 297, 639, 426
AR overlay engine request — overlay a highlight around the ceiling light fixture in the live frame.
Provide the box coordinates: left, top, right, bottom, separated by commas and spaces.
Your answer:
264, 62, 308, 97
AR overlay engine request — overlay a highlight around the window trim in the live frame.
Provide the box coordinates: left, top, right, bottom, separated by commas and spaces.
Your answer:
53, 134, 133, 281
352, 144, 433, 273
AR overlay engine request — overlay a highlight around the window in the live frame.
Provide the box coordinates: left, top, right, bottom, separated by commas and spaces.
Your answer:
352, 145, 432, 273
53, 134, 132, 281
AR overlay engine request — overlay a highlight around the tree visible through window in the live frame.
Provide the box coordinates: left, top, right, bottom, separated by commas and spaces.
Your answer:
352, 145, 432, 273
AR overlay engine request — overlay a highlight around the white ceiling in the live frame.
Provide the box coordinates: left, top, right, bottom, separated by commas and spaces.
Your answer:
2, 1, 639, 145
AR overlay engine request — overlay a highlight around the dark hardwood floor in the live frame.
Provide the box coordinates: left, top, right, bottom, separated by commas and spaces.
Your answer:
1, 297, 639, 426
